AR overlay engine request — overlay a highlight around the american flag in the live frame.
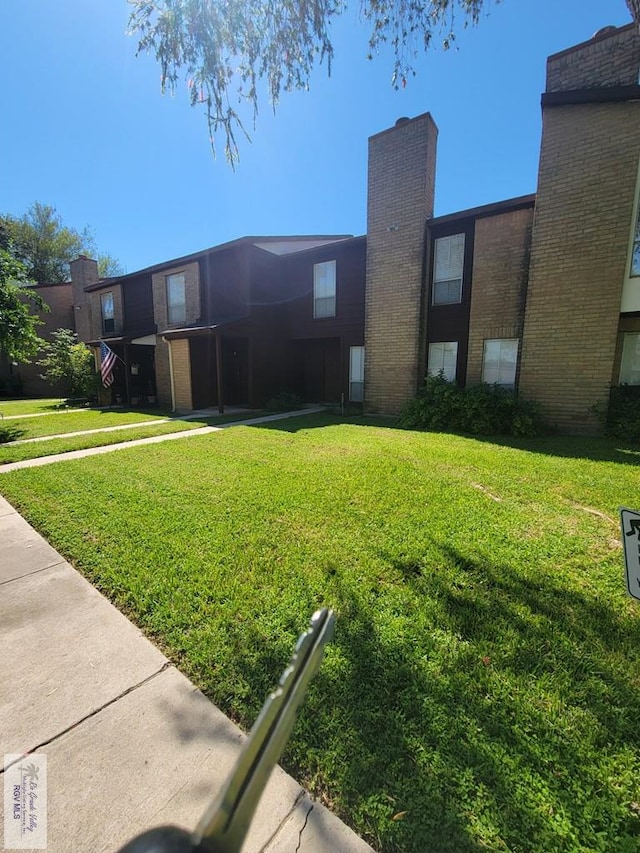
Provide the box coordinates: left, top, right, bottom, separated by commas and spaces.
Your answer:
99, 341, 117, 388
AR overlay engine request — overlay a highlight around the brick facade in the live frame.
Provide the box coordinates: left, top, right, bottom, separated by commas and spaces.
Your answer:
169, 339, 193, 411
88, 285, 123, 340
364, 113, 438, 413
546, 24, 640, 92
519, 27, 640, 432
466, 207, 533, 385
70, 256, 99, 343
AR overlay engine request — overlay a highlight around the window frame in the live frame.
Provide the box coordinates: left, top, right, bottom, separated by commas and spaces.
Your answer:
432, 233, 465, 306
482, 338, 519, 389
166, 272, 187, 326
427, 341, 458, 382
620, 332, 640, 385
100, 291, 115, 335
349, 346, 365, 402
313, 260, 337, 319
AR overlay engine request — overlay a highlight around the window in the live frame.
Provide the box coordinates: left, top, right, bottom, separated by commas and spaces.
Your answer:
620, 333, 640, 384
428, 341, 458, 382
482, 339, 519, 388
101, 292, 114, 334
349, 346, 365, 402
631, 205, 640, 278
433, 234, 464, 305
167, 273, 186, 325
313, 260, 336, 318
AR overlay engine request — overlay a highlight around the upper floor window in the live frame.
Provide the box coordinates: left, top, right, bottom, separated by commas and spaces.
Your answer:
427, 341, 458, 382
433, 234, 464, 305
482, 339, 518, 389
313, 260, 336, 318
167, 273, 186, 325
101, 292, 114, 334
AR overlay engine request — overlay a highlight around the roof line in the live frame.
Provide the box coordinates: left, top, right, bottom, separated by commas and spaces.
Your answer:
428, 194, 536, 227
83, 235, 354, 292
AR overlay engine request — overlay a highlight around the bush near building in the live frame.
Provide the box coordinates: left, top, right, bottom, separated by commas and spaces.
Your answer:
398, 375, 544, 437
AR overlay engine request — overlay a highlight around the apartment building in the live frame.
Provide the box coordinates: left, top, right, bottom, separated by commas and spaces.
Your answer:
9, 22, 640, 434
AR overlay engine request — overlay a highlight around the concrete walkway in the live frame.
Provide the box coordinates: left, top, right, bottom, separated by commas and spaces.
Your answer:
0, 409, 324, 474
0, 494, 373, 852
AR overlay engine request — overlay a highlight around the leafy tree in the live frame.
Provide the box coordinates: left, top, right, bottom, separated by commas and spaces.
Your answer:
2, 202, 123, 284
98, 253, 125, 278
38, 328, 100, 399
0, 249, 46, 363
129, 1, 640, 164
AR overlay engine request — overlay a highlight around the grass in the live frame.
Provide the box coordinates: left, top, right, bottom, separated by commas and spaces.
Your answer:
0, 397, 67, 416
0, 410, 269, 464
1, 414, 639, 852
2, 408, 173, 441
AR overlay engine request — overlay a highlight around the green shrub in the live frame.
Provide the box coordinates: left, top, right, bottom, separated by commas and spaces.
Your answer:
398, 374, 544, 437
265, 391, 303, 412
605, 385, 640, 442
0, 423, 24, 444
37, 329, 100, 401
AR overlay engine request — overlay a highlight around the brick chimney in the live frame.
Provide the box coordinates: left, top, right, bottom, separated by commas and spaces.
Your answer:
364, 113, 438, 413
70, 256, 99, 342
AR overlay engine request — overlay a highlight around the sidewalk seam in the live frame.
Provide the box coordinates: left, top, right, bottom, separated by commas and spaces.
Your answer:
257, 789, 307, 852
1, 661, 172, 774
0, 558, 67, 587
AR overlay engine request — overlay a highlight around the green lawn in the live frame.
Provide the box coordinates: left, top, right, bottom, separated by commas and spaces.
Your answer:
0, 397, 67, 416
3, 408, 173, 441
1, 414, 639, 852
0, 411, 268, 464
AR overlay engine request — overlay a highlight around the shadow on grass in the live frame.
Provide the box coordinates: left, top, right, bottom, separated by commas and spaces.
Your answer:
0, 425, 25, 443
183, 548, 640, 853
467, 432, 640, 467
247, 412, 399, 434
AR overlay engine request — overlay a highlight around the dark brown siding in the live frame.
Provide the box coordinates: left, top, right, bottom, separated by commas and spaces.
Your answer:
122, 275, 155, 336
200, 248, 251, 326
426, 221, 475, 385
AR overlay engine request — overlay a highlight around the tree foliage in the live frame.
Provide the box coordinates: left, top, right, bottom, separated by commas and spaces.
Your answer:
129, 0, 487, 164
0, 250, 46, 363
37, 328, 100, 399
2, 202, 123, 284
129, 1, 640, 165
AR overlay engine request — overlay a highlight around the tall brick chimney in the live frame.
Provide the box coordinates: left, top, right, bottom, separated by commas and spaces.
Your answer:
70, 255, 99, 342
364, 113, 438, 413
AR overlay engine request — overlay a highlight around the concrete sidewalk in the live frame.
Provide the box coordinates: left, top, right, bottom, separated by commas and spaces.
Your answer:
0, 495, 373, 852
0, 408, 325, 474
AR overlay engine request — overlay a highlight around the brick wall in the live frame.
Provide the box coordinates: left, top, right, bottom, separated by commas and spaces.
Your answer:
169, 339, 192, 411
151, 261, 200, 411
14, 283, 76, 396
70, 256, 99, 343
519, 101, 640, 432
466, 208, 533, 384
155, 338, 172, 410
364, 113, 438, 413
546, 24, 640, 92
88, 285, 123, 340
152, 261, 201, 331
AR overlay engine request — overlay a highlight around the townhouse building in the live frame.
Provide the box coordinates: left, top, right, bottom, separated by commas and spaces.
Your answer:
70, 236, 365, 412
7, 22, 640, 434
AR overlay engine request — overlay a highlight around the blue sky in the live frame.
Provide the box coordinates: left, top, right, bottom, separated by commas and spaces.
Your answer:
0, 1, 633, 273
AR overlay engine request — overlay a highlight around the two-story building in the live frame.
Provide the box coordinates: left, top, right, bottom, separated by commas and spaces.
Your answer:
71, 236, 366, 412
10, 22, 640, 434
